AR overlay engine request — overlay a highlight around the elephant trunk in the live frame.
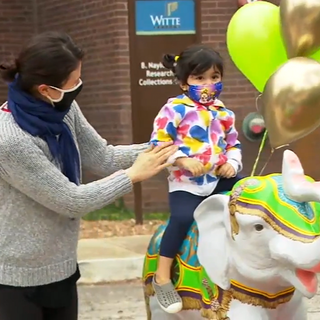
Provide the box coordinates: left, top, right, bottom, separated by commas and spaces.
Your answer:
269, 235, 320, 270
269, 235, 320, 298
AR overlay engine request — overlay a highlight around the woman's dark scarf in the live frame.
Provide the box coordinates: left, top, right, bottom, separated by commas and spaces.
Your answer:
7, 78, 80, 185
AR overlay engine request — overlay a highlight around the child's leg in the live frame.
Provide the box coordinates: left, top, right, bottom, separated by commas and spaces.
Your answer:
157, 191, 204, 281
213, 174, 244, 194
153, 191, 204, 314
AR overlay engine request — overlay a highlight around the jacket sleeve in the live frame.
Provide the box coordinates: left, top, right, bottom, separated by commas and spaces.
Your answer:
150, 103, 188, 163
223, 110, 243, 173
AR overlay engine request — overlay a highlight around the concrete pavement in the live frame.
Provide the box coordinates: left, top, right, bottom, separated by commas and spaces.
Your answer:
78, 235, 150, 283
77, 235, 320, 317
308, 292, 320, 320
78, 282, 146, 320
78, 281, 320, 319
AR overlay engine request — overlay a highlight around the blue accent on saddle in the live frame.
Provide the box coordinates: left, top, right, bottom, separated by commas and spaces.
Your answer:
271, 175, 315, 220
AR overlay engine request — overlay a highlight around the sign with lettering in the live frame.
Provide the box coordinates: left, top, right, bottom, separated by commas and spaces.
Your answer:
135, 0, 196, 35
139, 61, 175, 86
128, 0, 199, 219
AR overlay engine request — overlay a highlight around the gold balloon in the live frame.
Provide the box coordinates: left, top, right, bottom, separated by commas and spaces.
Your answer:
260, 57, 320, 149
280, 0, 320, 58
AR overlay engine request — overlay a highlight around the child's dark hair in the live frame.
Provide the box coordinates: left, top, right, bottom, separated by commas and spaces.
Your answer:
162, 44, 223, 84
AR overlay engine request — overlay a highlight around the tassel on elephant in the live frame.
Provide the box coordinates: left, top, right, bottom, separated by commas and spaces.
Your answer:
143, 150, 320, 320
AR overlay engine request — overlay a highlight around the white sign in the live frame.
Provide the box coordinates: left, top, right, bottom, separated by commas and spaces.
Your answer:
139, 62, 175, 86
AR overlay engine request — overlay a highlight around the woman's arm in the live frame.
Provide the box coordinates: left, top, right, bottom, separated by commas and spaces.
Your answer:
72, 101, 149, 177
0, 135, 133, 218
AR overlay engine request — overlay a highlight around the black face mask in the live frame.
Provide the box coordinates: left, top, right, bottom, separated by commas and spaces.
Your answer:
51, 83, 83, 112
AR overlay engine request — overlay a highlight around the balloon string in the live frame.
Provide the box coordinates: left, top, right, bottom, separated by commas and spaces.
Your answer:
274, 144, 290, 150
250, 130, 268, 176
258, 149, 274, 176
255, 94, 262, 111
257, 143, 289, 175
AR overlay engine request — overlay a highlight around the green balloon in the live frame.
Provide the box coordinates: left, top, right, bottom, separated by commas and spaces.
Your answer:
227, 1, 287, 93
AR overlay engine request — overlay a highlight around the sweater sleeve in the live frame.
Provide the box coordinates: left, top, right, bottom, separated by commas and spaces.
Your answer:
72, 101, 148, 176
0, 135, 133, 218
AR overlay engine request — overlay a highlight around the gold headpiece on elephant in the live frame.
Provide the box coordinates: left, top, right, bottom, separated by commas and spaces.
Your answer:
229, 165, 320, 244
229, 178, 260, 239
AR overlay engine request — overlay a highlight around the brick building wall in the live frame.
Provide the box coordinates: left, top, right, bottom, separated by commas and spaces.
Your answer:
0, 0, 34, 101
36, 0, 133, 146
1, 0, 320, 214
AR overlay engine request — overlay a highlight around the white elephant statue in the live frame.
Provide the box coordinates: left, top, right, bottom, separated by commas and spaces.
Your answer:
142, 150, 320, 320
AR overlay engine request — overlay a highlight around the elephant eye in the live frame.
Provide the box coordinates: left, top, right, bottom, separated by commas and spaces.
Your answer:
254, 224, 264, 231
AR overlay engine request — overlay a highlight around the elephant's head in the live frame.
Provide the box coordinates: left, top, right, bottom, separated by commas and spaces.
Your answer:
194, 149, 320, 299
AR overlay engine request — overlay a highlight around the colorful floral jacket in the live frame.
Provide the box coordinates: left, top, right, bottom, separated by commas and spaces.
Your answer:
150, 94, 242, 195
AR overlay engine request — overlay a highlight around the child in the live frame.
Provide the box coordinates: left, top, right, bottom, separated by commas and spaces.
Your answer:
150, 45, 243, 314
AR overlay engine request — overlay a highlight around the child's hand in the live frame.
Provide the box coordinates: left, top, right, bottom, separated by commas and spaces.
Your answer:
216, 163, 236, 178
175, 158, 205, 177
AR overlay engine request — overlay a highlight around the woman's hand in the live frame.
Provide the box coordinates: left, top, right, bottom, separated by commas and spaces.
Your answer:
175, 157, 205, 177
125, 142, 178, 183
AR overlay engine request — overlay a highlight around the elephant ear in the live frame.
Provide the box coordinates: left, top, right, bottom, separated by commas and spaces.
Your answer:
194, 194, 231, 290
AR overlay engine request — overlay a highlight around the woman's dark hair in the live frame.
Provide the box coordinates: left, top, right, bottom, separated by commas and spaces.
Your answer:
0, 31, 84, 92
162, 44, 223, 84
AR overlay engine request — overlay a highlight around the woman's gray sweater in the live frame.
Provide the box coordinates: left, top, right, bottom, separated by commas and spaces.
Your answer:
0, 101, 147, 287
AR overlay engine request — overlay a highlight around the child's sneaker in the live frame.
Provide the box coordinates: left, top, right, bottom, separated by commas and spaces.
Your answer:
152, 276, 183, 313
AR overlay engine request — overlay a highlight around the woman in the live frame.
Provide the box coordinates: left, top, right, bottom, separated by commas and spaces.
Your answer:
0, 31, 177, 320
